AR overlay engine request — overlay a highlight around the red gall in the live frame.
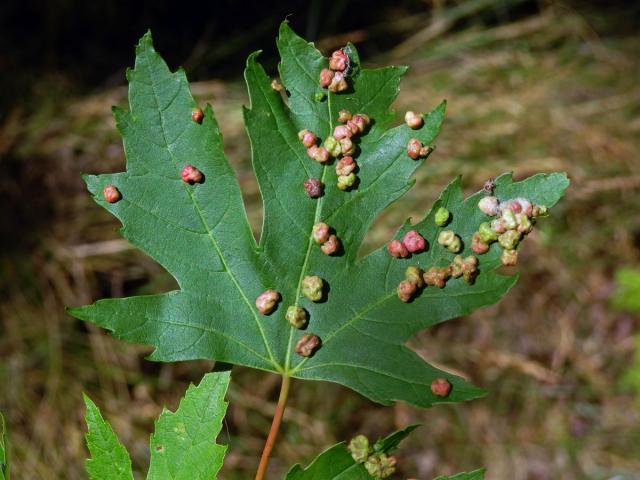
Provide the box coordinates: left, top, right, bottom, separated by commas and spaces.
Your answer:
387, 239, 409, 258
307, 145, 330, 163
407, 138, 422, 160
404, 111, 423, 129
181, 165, 204, 184
103, 184, 121, 203
255, 289, 280, 315
298, 129, 318, 148
339, 137, 355, 156
333, 124, 352, 140
329, 49, 349, 72
471, 232, 490, 255
319, 68, 334, 88
431, 378, 452, 397
328, 71, 348, 93
304, 178, 323, 198
402, 230, 427, 253
321, 234, 340, 255
335, 156, 356, 176
191, 107, 204, 124
295, 333, 321, 357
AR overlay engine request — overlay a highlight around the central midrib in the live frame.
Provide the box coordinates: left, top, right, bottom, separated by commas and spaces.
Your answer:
283, 92, 334, 375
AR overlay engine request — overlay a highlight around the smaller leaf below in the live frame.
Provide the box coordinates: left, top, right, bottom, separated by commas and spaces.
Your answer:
433, 468, 486, 480
84, 370, 231, 480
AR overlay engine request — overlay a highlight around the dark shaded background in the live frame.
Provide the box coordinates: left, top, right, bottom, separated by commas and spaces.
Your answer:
1, 1, 640, 478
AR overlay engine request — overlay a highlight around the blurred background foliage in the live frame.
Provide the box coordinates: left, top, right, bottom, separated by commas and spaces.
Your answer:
1, 0, 640, 478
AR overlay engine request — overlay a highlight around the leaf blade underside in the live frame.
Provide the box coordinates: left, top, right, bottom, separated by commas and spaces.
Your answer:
68, 24, 569, 408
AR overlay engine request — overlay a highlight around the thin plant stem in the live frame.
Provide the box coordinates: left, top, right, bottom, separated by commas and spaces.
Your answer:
255, 375, 292, 480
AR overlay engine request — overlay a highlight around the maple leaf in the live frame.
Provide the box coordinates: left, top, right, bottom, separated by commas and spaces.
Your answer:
68, 23, 569, 407
83, 370, 230, 479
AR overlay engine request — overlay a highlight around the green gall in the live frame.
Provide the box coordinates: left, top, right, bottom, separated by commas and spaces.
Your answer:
434, 207, 450, 226
405, 266, 425, 288
324, 136, 342, 157
478, 222, 499, 243
348, 434, 370, 463
337, 173, 356, 191
515, 212, 533, 234
498, 230, 521, 250
314, 91, 326, 102
364, 453, 397, 479
286, 306, 308, 329
438, 230, 462, 253
302, 275, 324, 302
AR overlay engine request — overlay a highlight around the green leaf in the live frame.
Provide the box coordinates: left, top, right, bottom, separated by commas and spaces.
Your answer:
433, 468, 486, 480
0, 412, 7, 480
84, 396, 133, 480
83, 370, 230, 479
285, 444, 371, 480
285, 426, 416, 480
372, 424, 419, 454
147, 370, 229, 480
68, 23, 569, 407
